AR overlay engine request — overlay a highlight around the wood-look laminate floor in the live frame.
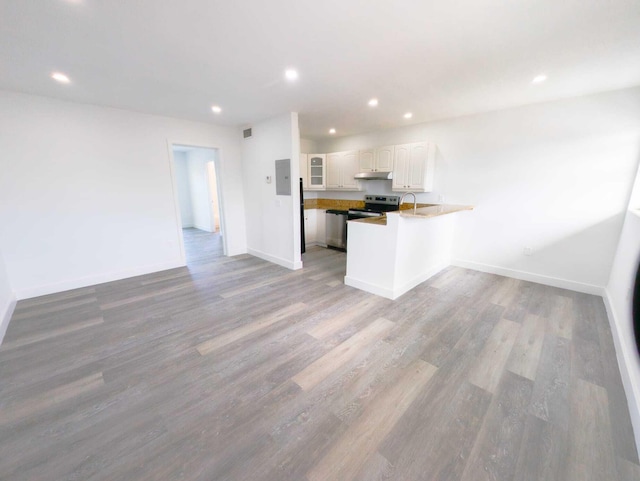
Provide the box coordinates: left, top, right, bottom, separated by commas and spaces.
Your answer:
1, 228, 638, 480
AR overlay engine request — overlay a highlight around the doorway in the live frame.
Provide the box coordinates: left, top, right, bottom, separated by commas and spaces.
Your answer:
171, 144, 224, 265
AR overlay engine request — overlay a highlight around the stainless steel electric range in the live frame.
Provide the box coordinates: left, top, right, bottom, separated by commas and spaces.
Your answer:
347, 195, 401, 220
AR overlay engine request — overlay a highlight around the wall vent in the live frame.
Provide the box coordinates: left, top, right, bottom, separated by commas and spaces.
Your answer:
243, 128, 252, 138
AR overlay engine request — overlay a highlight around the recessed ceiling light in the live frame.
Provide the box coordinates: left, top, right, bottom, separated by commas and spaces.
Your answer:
403, 112, 413, 119
285, 69, 298, 81
211, 105, 222, 113
51, 72, 70, 84
329, 128, 336, 134
532, 74, 547, 84
368, 98, 379, 107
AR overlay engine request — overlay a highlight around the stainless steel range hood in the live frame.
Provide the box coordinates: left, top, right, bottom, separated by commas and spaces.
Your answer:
354, 171, 393, 180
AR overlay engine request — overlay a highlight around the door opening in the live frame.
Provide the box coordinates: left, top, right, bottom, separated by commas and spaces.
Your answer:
171, 144, 225, 264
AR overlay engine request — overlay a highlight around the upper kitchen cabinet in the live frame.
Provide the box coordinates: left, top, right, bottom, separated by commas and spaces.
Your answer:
326, 151, 361, 190
307, 154, 326, 190
299, 153, 308, 189
358, 148, 375, 171
392, 142, 435, 192
359, 146, 393, 172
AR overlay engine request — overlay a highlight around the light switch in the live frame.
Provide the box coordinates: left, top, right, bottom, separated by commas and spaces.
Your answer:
266, 176, 272, 184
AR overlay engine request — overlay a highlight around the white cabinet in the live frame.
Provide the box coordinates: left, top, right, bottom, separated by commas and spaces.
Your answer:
304, 208, 316, 244
299, 153, 308, 189
375, 145, 394, 172
326, 151, 360, 190
326, 152, 341, 189
359, 146, 393, 172
303, 208, 326, 246
392, 142, 435, 192
358, 149, 375, 172
307, 154, 326, 190
302, 141, 435, 192
391, 144, 410, 191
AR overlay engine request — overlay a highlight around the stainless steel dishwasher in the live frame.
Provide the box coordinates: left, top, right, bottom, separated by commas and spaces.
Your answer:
325, 209, 348, 251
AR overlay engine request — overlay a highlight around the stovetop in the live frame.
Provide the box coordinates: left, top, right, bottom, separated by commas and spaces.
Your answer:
348, 195, 401, 215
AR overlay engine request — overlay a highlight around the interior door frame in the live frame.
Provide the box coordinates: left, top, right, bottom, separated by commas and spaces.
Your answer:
206, 160, 221, 233
166, 140, 228, 264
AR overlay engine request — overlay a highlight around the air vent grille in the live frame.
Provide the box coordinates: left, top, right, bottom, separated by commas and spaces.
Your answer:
243, 128, 252, 138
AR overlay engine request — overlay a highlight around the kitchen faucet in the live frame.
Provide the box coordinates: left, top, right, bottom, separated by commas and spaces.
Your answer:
400, 192, 417, 214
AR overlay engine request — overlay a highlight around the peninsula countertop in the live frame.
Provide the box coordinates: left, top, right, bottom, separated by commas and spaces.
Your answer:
349, 203, 474, 226
395, 203, 474, 218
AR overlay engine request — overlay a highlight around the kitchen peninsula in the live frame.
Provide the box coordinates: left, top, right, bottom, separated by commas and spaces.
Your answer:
345, 204, 473, 299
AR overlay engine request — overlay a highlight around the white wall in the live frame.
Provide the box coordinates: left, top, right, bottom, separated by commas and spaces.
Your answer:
0, 90, 247, 299
319, 87, 640, 292
173, 152, 194, 228
606, 210, 640, 452
0, 248, 16, 344
242, 112, 302, 269
300, 137, 318, 154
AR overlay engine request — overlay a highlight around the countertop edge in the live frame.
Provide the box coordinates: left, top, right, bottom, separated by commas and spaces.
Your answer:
348, 204, 474, 226
391, 204, 474, 219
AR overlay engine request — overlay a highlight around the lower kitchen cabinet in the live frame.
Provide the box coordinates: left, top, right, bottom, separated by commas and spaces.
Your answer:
304, 208, 316, 244
304, 209, 326, 246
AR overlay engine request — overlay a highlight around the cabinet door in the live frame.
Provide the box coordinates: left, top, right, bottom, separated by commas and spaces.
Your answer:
375, 145, 394, 172
299, 153, 308, 189
341, 151, 360, 189
304, 208, 317, 244
308, 154, 326, 190
359, 149, 375, 172
326, 152, 342, 189
407, 142, 427, 190
407, 142, 435, 191
392, 144, 410, 190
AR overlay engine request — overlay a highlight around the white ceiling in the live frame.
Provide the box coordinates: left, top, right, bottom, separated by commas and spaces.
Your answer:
1, 0, 639, 140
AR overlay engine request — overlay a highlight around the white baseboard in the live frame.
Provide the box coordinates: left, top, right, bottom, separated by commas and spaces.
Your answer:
451, 258, 604, 296
393, 263, 449, 299
345, 262, 448, 300
15, 260, 186, 300
305, 241, 327, 248
602, 290, 640, 458
192, 223, 213, 233
225, 246, 248, 257
0, 294, 17, 345
247, 249, 302, 270
344, 276, 395, 299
